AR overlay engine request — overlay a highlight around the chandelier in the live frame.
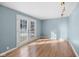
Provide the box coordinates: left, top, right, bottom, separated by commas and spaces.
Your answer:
60, 2, 65, 16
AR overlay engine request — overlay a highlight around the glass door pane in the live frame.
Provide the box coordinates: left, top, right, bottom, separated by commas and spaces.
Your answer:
29, 20, 36, 41
17, 15, 28, 47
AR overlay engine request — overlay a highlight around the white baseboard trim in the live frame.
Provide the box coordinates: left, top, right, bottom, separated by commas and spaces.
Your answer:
0, 38, 39, 57
1, 39, 77, 57
67, 40, 78, 57
0, 47, 17, 57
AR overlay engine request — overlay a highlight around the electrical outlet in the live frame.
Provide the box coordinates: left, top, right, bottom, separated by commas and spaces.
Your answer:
6, 46, 10, 50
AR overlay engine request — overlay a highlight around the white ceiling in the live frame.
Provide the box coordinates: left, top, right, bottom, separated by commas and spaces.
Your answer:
0, 2, 78, 19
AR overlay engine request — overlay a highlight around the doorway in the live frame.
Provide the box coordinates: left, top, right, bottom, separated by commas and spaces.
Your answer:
16, 15, 36, 47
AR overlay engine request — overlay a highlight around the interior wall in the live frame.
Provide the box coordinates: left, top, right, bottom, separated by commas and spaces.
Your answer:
41, 17, 69, 39
0, 5, 16, 53
36, 20, 42, 38
68, 3, 79, 55
0, 5, 41, 53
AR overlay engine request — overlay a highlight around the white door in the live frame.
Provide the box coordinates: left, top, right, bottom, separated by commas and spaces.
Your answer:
16, 15, 28, 47
28, 19, 36, 41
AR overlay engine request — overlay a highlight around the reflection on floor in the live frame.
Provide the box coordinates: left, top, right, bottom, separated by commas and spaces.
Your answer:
4, 39, 76, 57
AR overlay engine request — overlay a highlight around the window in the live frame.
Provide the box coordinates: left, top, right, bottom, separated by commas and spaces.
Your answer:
20, 19, 27, 33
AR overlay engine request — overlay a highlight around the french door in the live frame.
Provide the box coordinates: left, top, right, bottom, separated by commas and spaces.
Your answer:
28, 19, 36, 41
16, 15, 28, 47
16, 15, 36, 47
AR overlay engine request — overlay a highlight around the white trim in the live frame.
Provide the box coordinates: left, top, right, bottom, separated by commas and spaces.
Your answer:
0, 38, 38, 57
28, 18, 37, 40
67, 40, 78, 57
16, 15, 29, 47
1, 39, 77, 57
17, 39, 28, 47
0, 47, 17, 56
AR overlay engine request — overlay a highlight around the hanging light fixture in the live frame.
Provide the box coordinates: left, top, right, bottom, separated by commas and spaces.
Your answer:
60, 2, 65, 16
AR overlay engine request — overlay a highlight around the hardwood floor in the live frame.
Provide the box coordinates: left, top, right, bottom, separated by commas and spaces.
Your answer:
4, 39, 76, 57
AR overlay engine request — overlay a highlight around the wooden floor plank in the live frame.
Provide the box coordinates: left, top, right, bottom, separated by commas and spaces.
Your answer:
4, 39, 76, 57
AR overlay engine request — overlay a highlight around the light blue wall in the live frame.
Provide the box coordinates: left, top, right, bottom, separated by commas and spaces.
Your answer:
0, 5, 16, 53
0, 5, 41, 53
69, 3, 79, 55
42, 17, 69, 39
36, 20, 42, 38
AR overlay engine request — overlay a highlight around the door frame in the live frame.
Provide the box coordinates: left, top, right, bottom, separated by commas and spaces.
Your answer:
28, 18, 37, 41
16, 15, 29, 47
